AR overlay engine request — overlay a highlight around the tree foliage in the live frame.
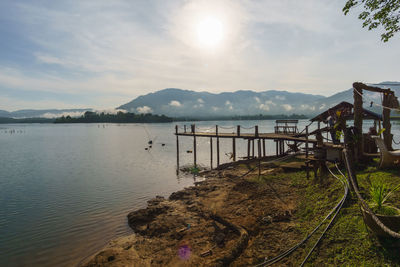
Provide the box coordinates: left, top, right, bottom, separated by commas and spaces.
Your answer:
343, 0, 400, 42
54, 111, 173, 123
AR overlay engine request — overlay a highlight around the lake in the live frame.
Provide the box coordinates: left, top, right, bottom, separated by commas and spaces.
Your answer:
0, 120, 399, 266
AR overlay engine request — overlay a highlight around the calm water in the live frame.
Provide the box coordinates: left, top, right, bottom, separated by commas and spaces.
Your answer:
0, 120, 399, 266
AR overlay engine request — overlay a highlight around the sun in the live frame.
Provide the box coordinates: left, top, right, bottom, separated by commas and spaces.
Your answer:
196, 17, 223, 47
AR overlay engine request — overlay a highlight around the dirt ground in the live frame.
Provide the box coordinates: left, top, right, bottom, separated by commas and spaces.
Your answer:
81, 161, 329, 267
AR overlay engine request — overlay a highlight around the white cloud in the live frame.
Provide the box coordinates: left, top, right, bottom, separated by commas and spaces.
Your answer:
169, 100, 182, 107
197, 98, 204, 103
254, 96, 260, 103
136, 106, 153, 113
40, 111, 85, 118
212, 106, 219, 111
282, 104, 293, 111
265, 100, 276, 106
300, 104, 316, 111
259, 103, 270, 111
225, 100, 231, 105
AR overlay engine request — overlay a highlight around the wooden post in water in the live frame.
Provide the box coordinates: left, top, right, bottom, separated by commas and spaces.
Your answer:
192, 124, 197, 167
247, 139, 251, 159
175, 125, 179, 171
255, 125, 259, 137
275, 140, 278, 156
216, 125, 220, 167
232, 138, 236, 161
210, 137, 213, 169
237, 125, 240, 137
252, 139, 255, 158
262, 139, 266, 157
258, 139, 262, 177
184, 125, 187, 133
305, 126, 309, 158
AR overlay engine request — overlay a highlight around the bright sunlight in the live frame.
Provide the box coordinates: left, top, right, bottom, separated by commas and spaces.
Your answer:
196, 17, 223, 47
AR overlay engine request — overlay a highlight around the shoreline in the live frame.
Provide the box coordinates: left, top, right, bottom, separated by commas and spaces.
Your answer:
80, 159, 306, 266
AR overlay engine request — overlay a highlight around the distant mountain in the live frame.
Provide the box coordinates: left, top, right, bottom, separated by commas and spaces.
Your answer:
118, 82, 400, 118
118, 89, 325, 117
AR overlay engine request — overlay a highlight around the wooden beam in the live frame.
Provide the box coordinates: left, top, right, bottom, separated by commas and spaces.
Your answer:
247, 139, 251, 159
353, 87, 363, 160
252, 139, 255, 158
193, 124, 197, 167
306, 126, 309, 158
382, 93, 393, 150
262, 139, 266, 157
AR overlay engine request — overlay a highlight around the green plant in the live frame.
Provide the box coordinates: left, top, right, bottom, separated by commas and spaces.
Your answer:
366, 174, 400, 215
190, 166, 200, 174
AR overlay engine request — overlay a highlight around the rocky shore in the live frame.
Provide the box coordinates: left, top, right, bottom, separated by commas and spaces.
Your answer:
81, 162, 311, 266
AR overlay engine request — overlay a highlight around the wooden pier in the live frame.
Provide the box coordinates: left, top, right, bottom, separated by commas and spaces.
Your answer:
175, 121, 316, 169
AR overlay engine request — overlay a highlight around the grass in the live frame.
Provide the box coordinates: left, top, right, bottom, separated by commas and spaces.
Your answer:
250, 158, 400, 266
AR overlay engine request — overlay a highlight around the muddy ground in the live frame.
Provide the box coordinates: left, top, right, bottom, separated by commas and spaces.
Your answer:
81, 161, 334, 267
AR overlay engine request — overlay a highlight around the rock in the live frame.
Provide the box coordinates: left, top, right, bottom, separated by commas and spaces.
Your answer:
127, 205, 170, 234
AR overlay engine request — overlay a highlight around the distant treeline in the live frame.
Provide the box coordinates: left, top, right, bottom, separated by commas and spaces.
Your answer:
174, 114, 309, 121
54, 111, 173, 123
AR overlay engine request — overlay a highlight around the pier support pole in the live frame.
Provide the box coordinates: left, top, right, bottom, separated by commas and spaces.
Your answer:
306, 126, 309, 158
175, 125, 179, 172
216, 125, 220, 168
247, 139, 251, 159
232, 138, 236, 161
262, 139, 266, 157
275, 140, 278, 156
252, 139, 255, 158
192, 124, 197, 167
210, 137, 213, 169
258, 139, 262, 177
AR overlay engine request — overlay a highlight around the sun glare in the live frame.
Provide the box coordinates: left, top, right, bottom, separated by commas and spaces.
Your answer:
196, 17, 223, 47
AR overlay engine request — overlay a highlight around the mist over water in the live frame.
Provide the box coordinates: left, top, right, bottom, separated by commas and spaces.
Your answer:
0, 120, 399, 266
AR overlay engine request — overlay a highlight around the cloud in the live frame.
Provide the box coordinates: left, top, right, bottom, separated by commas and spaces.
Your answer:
259, 103, 270, 111
254, 96, 260, 103
282, 104, 293, 111
169, 100, 182, 107
136, 106, 153, 113
300, 104, 316, 111
212, 106, 219, 111
225, 100, 231, 105
40, 111, 85, 118
197, 98, 204, 103
265, 100, 276, 106
275, 95, 286, 101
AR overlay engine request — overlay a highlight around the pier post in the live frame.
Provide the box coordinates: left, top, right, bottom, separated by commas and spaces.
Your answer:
275, 140, 278, 156
175, 125, 179, 171
216, 125, 220, 167
184, 125, 187, 133
232, 138, 236, 161
306, 126, 309, 158
247, 139, 251, 159
210, 137, 213, 169
258, 139, 262, 177
192, 124, 197, 167
262, 139, 266, 157
255, 125, 259, 137
237, 125, 240, 137
252, 139, 255, 158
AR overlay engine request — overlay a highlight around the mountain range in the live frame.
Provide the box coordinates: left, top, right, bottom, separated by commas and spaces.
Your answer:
1, 82, 399, 119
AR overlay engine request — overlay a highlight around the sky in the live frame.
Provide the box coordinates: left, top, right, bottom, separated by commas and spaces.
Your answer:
0, 0, 399, 111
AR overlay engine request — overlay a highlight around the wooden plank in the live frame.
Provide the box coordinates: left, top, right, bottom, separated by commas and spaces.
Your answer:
216, 125, 220, 167
232, 138, 236, 161
247, 139, 251, 159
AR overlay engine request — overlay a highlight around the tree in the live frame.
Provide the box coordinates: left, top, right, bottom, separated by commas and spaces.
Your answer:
343, 0, 400, 42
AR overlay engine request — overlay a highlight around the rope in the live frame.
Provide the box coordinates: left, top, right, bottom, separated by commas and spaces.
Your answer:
343, 149, 400, 239
218, 126, 236, 130
354, 87, 400, 112
298, 121, 314, 135
253, 163, 348, 266
240, 125, 256, 130
393, 138, 400, 145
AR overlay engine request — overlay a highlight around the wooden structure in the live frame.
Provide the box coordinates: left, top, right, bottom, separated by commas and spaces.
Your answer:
175, 122, 316, 169
372, 136, 400, 168
353, 82, 399, 160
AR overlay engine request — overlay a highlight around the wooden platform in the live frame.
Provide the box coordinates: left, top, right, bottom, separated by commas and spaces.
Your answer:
175, 131, 317, 143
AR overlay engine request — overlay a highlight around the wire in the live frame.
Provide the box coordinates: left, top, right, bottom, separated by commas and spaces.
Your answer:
253, 162, 348, 267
